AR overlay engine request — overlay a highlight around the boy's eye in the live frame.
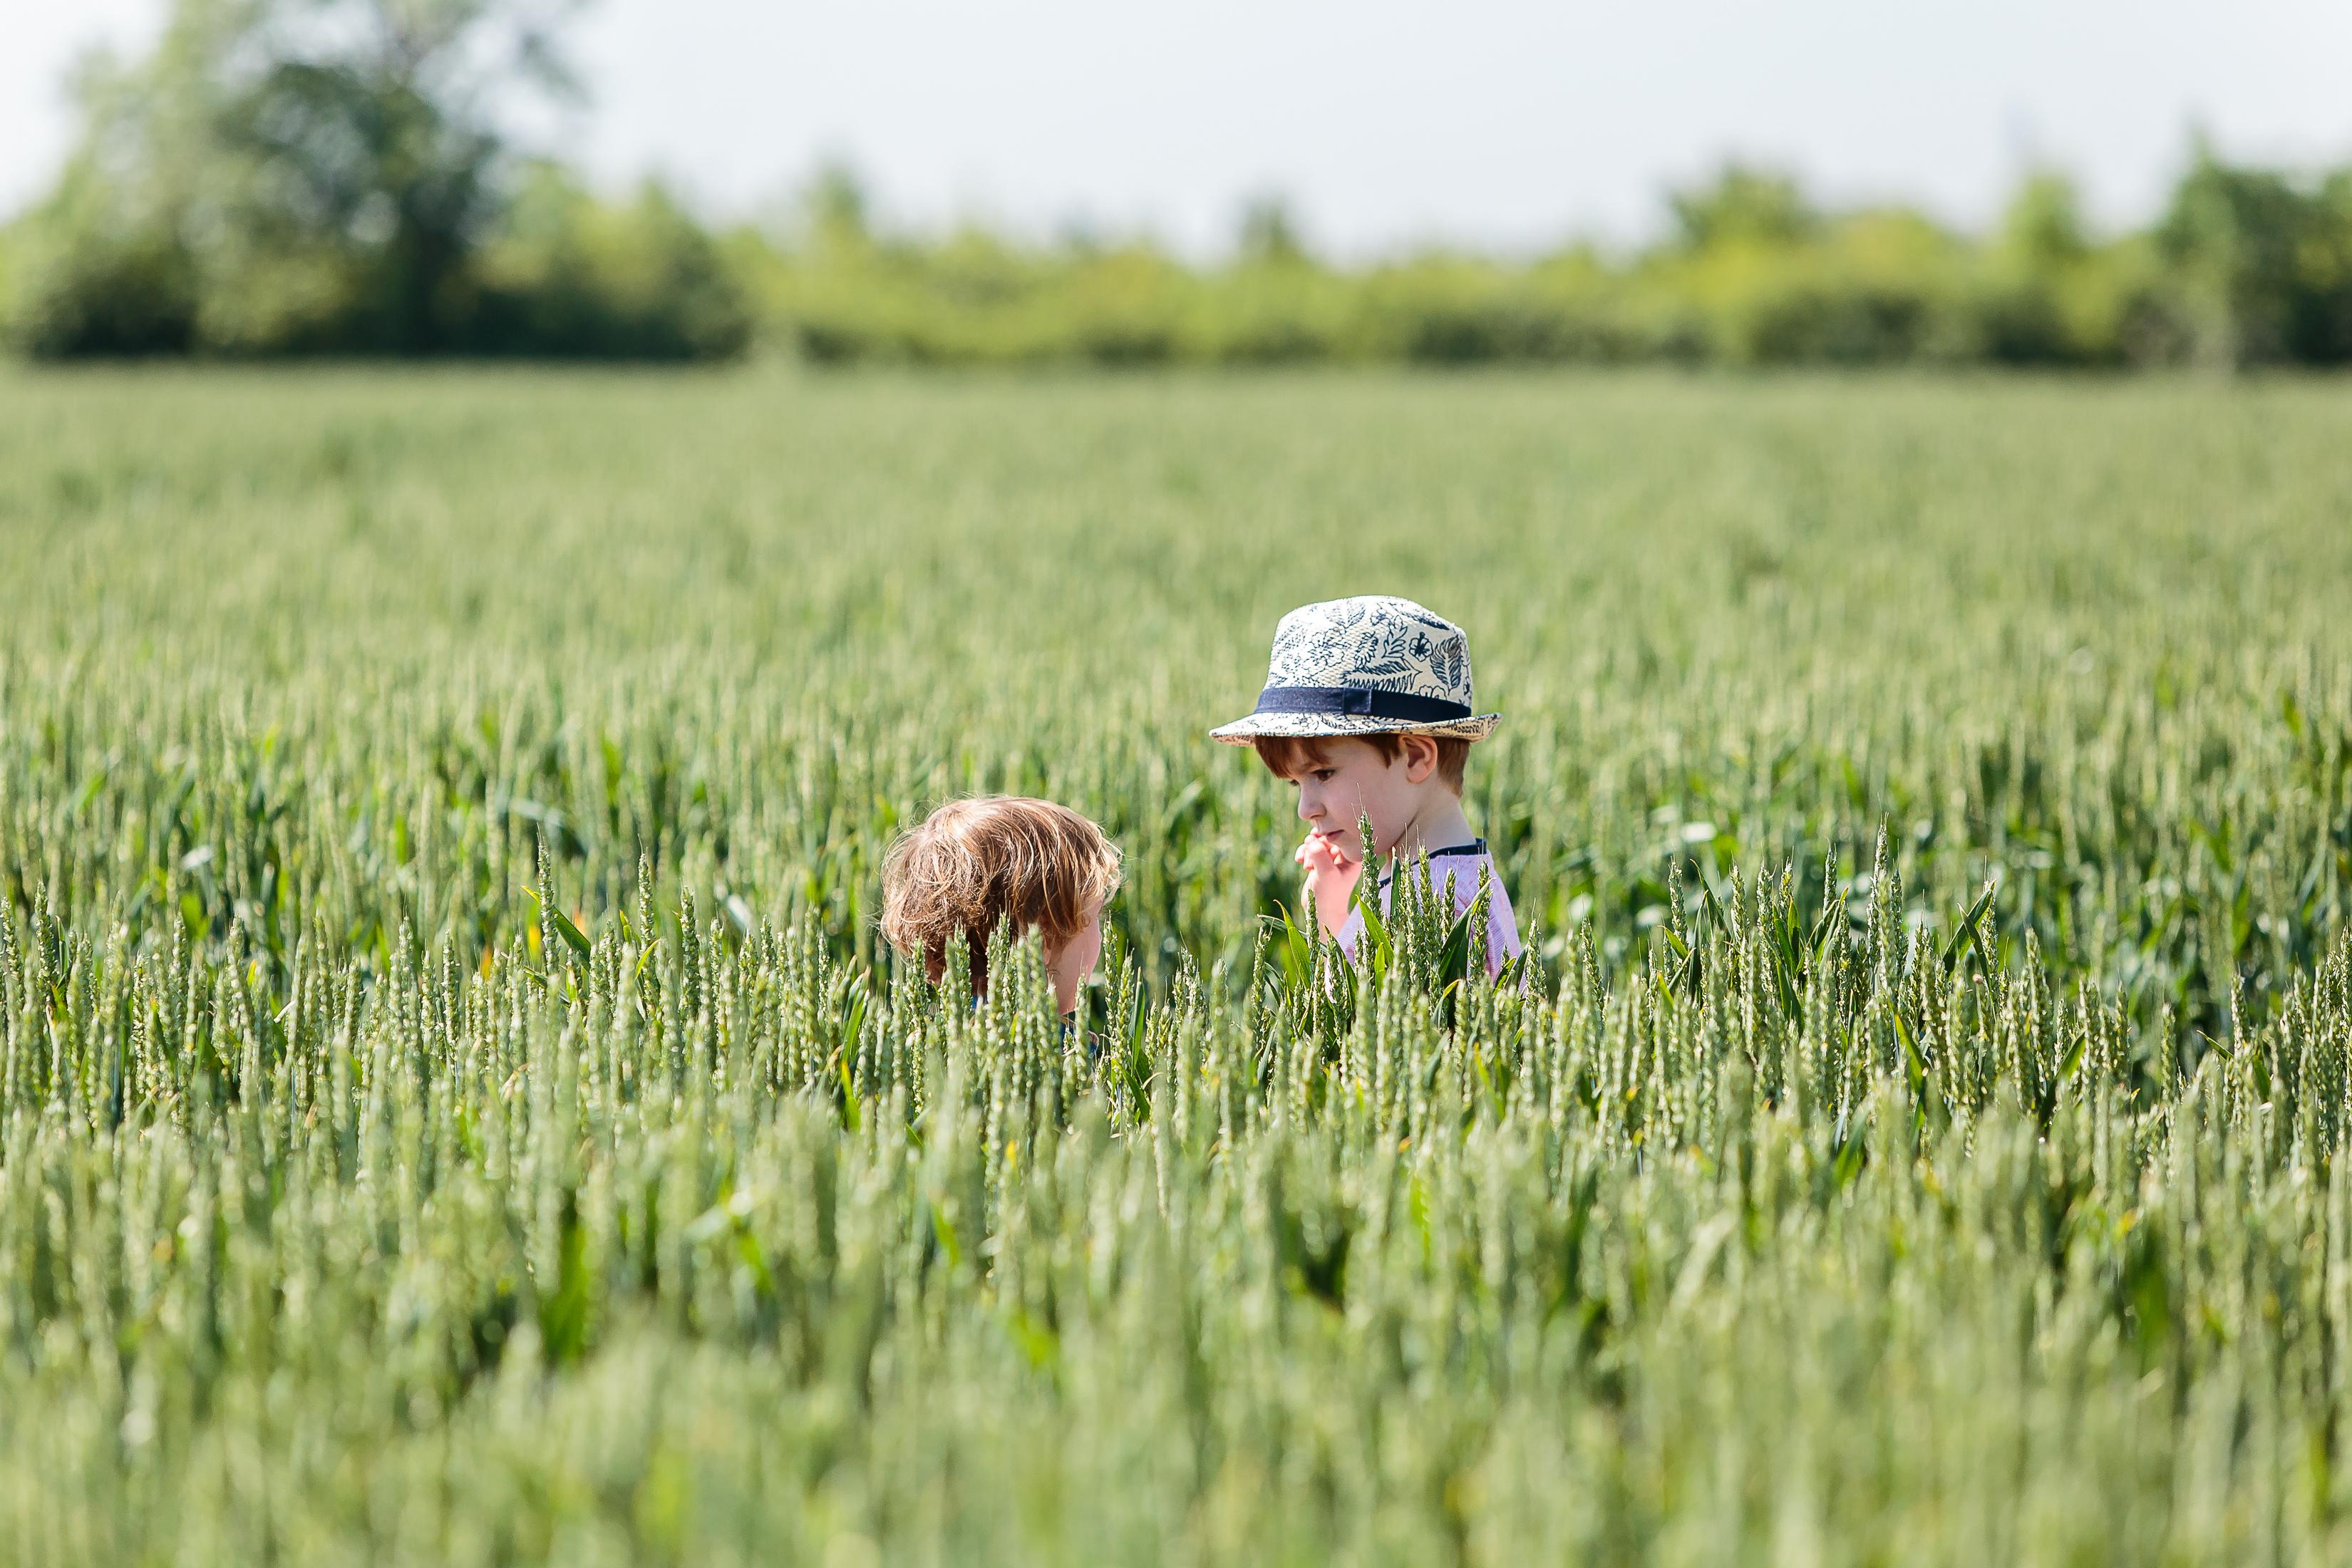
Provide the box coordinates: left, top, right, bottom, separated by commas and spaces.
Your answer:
1312, 770, 1336, 783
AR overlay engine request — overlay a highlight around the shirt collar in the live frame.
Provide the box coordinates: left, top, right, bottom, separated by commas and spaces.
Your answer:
1376, 840, 1487, 889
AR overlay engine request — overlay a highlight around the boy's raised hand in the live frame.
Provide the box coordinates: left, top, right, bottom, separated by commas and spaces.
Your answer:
1296, 832, 1362, 943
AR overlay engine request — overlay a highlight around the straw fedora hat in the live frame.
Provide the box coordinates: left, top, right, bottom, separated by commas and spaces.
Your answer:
1211, 595, 1501, 743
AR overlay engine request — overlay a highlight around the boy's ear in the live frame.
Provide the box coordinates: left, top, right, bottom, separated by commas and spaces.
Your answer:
1401, 734, 1440, 784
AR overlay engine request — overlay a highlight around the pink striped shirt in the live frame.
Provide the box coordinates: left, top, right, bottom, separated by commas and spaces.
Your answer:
1336, 842, 1522, 976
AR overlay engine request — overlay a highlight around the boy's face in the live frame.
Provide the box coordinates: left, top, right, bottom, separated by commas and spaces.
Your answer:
1279, 736, 1434, 865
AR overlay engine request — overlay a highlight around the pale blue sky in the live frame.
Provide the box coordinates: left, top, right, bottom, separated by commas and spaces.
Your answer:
6, 0, 2350, 256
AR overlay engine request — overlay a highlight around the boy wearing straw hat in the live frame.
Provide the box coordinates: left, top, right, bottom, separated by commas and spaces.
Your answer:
1212, 595, 1521, 974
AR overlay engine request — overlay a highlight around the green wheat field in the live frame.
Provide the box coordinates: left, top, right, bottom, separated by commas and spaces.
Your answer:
5, 365, 2352, 1565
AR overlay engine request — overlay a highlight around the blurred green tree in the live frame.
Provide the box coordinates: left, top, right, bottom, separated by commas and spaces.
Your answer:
2000, 170, 2090, 269
2155, 141, 2352, 368
1669, 165, 1820, 252
5, 0, 747, 360
1236, 195, 1311, 267
1972, 170, 2103, 365
803, 162, 876, 259
473, 162, 752, 359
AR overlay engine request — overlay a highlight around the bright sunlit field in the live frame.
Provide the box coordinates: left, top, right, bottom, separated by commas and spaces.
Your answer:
5, 364, 2352, 1564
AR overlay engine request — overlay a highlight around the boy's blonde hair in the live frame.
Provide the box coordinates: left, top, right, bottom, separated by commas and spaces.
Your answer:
880, 796, 1123, 996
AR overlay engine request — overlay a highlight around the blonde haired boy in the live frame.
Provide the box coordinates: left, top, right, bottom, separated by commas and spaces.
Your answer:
880, 796, 1122, 1012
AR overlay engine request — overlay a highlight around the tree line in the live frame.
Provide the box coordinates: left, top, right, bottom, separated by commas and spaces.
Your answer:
4, 0, 2349, 370
754, 157, 2352, 372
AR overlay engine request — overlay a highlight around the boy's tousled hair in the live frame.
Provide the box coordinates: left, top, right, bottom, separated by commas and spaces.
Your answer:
1252, 733, 1470, 794
880, 796, 1123, 997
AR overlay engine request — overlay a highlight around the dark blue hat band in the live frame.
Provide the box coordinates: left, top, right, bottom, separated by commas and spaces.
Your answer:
1252, 686, 1473, 723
